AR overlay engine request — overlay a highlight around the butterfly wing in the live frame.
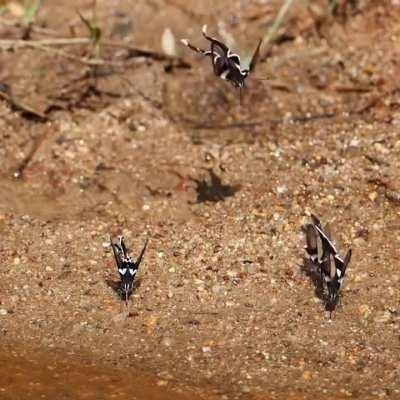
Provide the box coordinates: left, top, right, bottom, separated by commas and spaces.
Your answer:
135, 238, 149, 269
326, 253, 339, 303
248, 39, 262, 73
319, 244, 332, 279
315, 224, 338, 255
310, 213, 322, 228
329, 252, 336, 280
228, 52, 241, 67
340, 248, 352, 277
202, 25, 229, 55
119, 236, 129, 258
110, 236, 123, 270
305, 224, 318, 262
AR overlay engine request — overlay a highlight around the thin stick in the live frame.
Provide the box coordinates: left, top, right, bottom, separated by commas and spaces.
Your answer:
31, 44, 124, 67
0, 38, 91, 48
186, 311, 220, 316
103, 39, 191, 67
0, 39, 116, 66
13, 127, 51, 179
0, 17, 61, 36
188, 111, 337, 130
0, 38, 190, 66
0, 39, 122, 66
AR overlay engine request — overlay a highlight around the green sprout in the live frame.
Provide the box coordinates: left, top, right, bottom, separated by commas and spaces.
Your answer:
78, 11, 102, 59
23, 0, 42, 25
328, 0, 339, 14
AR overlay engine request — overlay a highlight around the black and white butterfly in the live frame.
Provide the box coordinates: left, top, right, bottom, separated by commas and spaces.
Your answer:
181, 25, 262, 96
305, 214, 352, 311
110, 236, 148, 305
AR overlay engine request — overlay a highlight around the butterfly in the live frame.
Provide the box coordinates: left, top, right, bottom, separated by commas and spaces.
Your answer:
181, 25, 262, 97
110, 236, 148, 305
305, 214, 352, 311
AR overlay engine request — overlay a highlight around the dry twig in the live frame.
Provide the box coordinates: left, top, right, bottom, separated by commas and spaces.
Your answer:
0, 37, 191, 67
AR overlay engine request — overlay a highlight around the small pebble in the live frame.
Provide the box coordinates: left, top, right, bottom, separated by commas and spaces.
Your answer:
302, 371, 312, 380
112, 313, 126, 324
0, 309, 8, 316
353, 237, 366, 246
369, 192, 378, 201
354, 272, 368, 282
374, 311, 391, 324
10, 295, 18, 304
276, 185, 288, 195
241, 385, 251, 393
247, 264, 257, 274
359, 304, 371, 319
211, 284, 221, 294
161, 337, 174, 347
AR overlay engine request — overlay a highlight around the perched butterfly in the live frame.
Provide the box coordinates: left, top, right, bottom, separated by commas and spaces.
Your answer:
110, 236, 148, 305
181, 25, 262, 97
305, 214, 352, 312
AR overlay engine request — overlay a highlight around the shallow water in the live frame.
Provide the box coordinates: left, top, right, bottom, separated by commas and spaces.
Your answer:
0, 348, 206, 400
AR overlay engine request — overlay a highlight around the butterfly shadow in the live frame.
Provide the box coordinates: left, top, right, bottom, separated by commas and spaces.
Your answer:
190, 169, 240, 203
300, 256, 325, 302
105, 278, 142, 300
300, 257, 341, 317
325, 297, 340, 317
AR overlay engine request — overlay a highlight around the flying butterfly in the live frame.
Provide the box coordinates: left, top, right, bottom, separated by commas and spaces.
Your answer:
305, 214, 352, 314
110, 235, 148, 305
181, 25, 262, 99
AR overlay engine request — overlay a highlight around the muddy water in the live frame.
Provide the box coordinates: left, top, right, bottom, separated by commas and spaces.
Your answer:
0, 348, 207, 400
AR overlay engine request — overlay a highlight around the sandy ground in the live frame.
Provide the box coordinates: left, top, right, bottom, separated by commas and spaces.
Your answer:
1, 1, 400, 399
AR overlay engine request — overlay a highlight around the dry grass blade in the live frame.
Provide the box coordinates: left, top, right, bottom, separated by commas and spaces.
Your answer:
261, 0, 295, 54
0, 37, 91, 49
